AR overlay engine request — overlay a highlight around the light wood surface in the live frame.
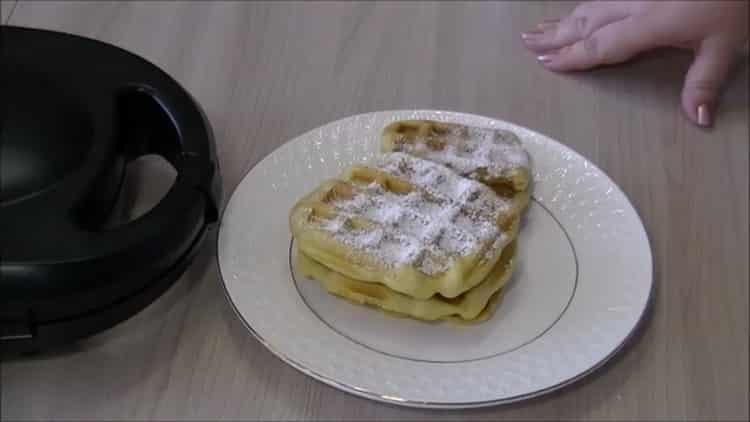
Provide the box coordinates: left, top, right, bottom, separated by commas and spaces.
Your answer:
1, 0, 17, 23
2, 1, 748, 420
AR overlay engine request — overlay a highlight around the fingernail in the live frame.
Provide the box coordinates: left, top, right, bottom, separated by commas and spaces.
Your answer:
521, 27, 543, 36
537, 54, 554, 64
697, 104, 711, 127
521, 31, 540, 41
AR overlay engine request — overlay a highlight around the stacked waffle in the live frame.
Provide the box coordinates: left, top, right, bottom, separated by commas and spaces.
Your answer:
290, 120, 531, 322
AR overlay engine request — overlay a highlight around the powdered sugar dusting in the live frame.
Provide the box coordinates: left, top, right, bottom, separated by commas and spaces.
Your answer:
396, 124, 529, 181
317, 153, 512, 275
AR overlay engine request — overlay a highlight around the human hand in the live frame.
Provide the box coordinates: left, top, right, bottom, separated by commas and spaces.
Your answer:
521, 1, 749, 127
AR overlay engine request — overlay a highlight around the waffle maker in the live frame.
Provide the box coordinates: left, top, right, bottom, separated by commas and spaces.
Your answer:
0, 26, 221, 355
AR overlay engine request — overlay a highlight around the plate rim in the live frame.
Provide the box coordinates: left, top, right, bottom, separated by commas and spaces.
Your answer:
216, 109, 655, 409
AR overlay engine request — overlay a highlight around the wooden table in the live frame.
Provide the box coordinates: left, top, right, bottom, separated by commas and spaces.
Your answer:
2, 1, 748, 420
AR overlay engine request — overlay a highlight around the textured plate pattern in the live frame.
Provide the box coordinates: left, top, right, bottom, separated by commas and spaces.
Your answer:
218, 110, 652, 408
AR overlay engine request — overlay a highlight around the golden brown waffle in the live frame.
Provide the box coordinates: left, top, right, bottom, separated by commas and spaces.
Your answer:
290, 153, 526, 300
297, 241, 516, 322
381, 120, 531, 192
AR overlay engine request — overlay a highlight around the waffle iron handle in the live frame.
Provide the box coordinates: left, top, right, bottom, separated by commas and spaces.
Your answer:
72, 82, 221, 268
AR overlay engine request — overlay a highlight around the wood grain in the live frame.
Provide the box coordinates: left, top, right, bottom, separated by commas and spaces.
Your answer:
2, 1, 747, 420
1, 0, 17, 24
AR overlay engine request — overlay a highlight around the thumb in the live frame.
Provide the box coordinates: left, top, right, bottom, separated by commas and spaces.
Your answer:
682, 39, 736, 128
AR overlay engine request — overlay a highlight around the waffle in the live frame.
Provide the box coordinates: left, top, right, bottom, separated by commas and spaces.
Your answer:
289, 152, 526, 300
381, 120, 531, 192
297, 240, 516, 322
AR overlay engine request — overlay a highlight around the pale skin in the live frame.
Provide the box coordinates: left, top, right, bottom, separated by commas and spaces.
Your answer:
521, 1, 749, 128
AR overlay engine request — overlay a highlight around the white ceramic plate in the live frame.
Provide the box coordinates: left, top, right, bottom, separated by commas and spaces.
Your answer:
218, 110, 652, 408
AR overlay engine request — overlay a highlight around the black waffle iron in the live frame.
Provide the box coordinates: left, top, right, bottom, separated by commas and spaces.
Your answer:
0, 26, 221, 355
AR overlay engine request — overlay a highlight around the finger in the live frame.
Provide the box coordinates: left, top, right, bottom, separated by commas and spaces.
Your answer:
521, 1, 631, 53
536, 16, 664, 71
681, 39, 736, 127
